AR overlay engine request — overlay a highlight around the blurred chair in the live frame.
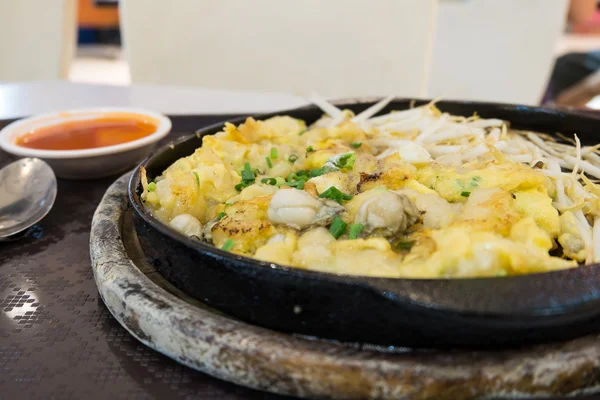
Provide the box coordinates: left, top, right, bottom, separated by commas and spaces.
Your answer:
553, 68, 600, 107
429, 0, 569, 105
0, 0, 77, 82
120, 0, 438, 98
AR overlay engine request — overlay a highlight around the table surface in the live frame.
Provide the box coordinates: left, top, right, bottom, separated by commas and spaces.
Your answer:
0, 114, 295, 400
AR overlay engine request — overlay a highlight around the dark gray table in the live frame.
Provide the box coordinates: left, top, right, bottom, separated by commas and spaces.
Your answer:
0, 115, 290, 400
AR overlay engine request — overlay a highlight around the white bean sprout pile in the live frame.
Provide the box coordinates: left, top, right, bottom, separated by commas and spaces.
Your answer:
308, 93, 600, 265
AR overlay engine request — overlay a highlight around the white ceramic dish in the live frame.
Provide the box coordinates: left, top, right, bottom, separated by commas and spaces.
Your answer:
0, 107, 172, 179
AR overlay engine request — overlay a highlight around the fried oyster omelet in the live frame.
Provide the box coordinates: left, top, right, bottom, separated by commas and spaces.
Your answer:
142, 101, 600, 278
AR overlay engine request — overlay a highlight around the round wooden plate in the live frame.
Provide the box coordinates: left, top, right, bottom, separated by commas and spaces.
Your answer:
90, 173, 600, 400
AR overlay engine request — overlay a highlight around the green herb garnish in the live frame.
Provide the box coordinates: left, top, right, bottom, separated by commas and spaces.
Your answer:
461, 191, 471, 197
286, 171, 309, 186
348, 223, 363, 239
241, 162, 255, 181
295, 170, 310, 179
333, 152, 356, 169
350, 142, 362, 148
266, 157, 273, 168
310, 165, 338, 177
310, 168, 324, 177
298, 129, 307, 136
288, 154, 299, 163
236, 162, 256, 191
217, 212, 226, 221
286, 179, 305, 190
147, 182, 156, 192
271, 147, 278, 159
306, 146, 314, 153
329, 216, 347, 239
318, 186, 353, 203
276, 169, 311, 190
221, 239, 235, 251
261, 177, 277, 185
193, 171, 200, 186
396, 241, 415, 251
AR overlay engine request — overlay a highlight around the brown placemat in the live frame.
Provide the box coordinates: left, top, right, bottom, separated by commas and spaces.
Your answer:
0, 114, 598, 400
0, 115, 291, 400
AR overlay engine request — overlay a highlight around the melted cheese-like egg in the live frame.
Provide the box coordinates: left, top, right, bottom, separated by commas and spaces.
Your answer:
143, 115, 579, 278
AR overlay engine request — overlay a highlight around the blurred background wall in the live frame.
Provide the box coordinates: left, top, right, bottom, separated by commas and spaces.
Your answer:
0, 0, 77, 81
2, 0, 600, 107
429, 0, 568, 104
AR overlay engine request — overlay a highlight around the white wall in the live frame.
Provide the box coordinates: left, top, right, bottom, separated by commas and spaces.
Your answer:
121, 0, 438, 98
0, 0, 77, 82
429, 0, 568, 104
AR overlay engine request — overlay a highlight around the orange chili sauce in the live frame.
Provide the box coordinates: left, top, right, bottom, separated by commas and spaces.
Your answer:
16, 113, 158, 151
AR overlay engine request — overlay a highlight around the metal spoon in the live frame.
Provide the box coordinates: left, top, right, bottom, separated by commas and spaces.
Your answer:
0, 158, 56, 240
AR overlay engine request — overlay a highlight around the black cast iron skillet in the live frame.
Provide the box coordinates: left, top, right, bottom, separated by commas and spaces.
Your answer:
130, 98, 600, 349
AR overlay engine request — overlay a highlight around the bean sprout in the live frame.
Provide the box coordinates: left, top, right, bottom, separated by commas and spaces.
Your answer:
308, 95, 600, 265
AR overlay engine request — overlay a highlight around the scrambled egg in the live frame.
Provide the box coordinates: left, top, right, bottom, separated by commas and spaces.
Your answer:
142, 116, 577, 278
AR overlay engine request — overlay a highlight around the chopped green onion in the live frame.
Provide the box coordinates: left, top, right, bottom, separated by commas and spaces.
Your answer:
461, 191, 471, 197
241, 162, 255, 181
286, 180, 305, 190
236, 162, 256, 191
281, 169, 311, 189
261, 177, 277, 185
306, 146, 314, 153
221, 239, 235, 251
287, 171, 306, 181
275, 177, 286, 186
298, 129, 307, 136
271, 147, 278, 159
193, 171, 200, 186
319, 186, 353, 204
310, 168, 323, 177
350, 142, 362, 148
147, 182, 156, 192
217, 212, 226, 221
348, 223, 363, 239
288, 154, 299, 163
396, 241, 414, 251
285, 170, 310, 189
329, 216, 347, 239
266, 157, 273, 168
310, 165, 338, 177
333, 152, 357, 169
